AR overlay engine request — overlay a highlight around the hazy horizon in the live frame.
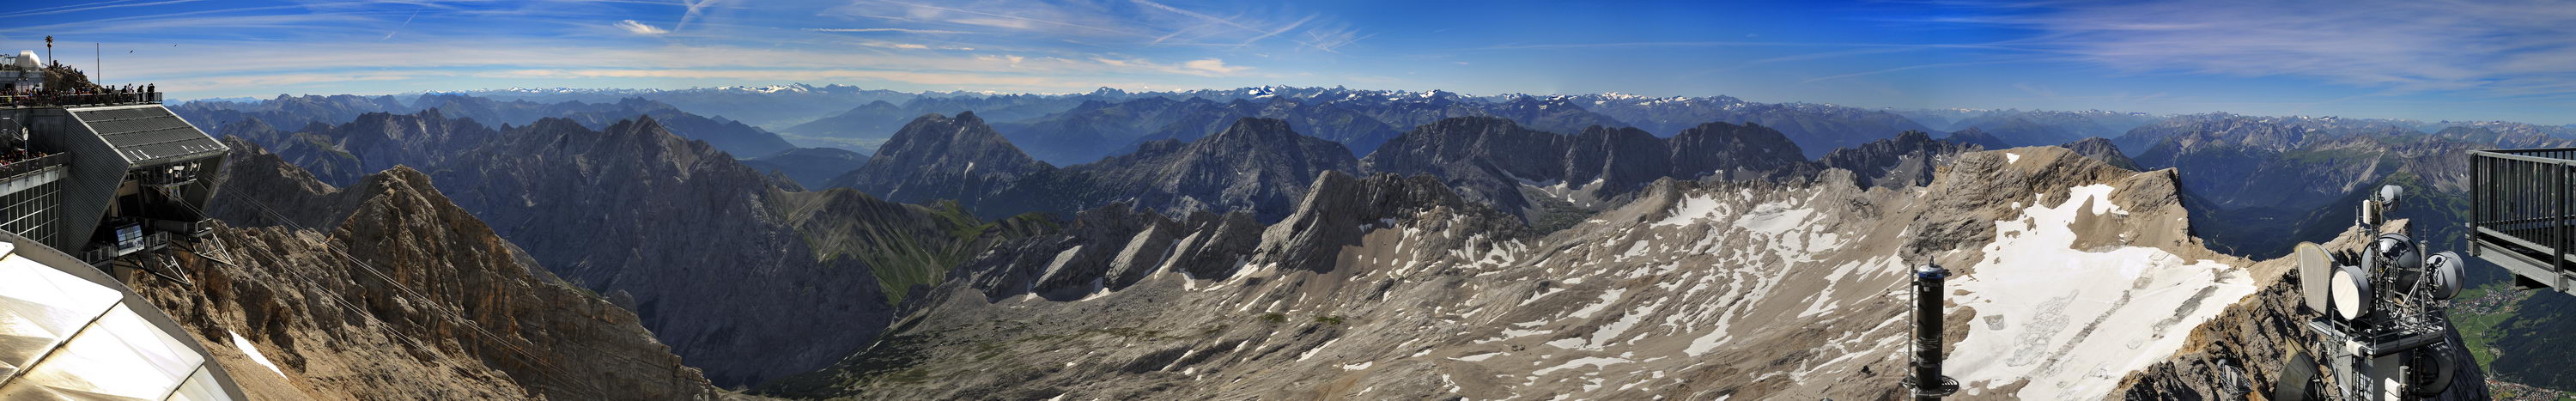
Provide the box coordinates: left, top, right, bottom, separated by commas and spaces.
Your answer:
7, 0, 2575, 125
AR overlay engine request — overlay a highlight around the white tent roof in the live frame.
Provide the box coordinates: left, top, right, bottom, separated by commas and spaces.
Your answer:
0, 241, 240, 400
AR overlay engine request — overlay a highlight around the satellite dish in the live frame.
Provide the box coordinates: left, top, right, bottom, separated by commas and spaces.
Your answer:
2407, 346, 2458, 396
2379, 185, 2405, 209
2272, 351, 2324, 401
2296, 242, 2333, 313
2331, 264, 2372, 321
2427, 252, 2464, 301
2378, 233, 2423, 271
2380, 231, 2421, 288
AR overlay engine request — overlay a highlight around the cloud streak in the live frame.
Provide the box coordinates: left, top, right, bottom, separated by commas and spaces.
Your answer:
805, 27, 969, 34
615, 19, 668, 35
1927, 0, 2576, 96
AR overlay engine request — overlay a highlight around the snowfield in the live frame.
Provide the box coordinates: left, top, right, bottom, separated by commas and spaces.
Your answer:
1945, 184, 2256, 399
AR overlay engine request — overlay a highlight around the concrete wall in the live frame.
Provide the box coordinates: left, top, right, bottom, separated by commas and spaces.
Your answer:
21, 106, 131, 253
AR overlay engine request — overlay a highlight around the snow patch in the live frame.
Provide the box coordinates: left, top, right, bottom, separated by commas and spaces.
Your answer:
1731, 201, 1814, 235
1533, 356, 1631, 376
228, 331, 286, 378
1453, 352, 1504, 362
1656, 195, 1725, 226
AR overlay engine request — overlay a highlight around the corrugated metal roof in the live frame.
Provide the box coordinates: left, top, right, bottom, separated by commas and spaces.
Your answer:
67, 106, 226, 166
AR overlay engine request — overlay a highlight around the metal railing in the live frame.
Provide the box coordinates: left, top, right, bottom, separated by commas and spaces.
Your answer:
0, 91, 161, 109
2470, 148, 2576, 291
80, 231, 173, 265
0, 153, 63, 180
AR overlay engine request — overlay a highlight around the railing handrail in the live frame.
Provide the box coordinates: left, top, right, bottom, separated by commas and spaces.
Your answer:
0, 91, 163, 109
0, 153, 63, 179
2471, 149, 2576, 165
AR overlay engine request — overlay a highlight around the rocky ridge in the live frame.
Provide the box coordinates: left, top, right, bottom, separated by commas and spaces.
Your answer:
1817, 130, 1972, 189
1359, 117, 1819, 223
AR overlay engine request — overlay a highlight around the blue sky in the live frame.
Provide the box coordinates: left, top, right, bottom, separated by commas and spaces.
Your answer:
6, 0, 2574, 125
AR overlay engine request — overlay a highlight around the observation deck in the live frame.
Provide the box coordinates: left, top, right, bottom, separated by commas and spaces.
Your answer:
2470, 148, 2576, 294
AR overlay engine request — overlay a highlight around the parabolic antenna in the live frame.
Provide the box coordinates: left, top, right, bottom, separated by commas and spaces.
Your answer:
2379, 233, 2424, 273
2427, 252, 2464, 301
2408, 346, 2459, 396
2332, 264, 2372, 321
2272, 351, 2324, 401
2296, 242, 2333, 313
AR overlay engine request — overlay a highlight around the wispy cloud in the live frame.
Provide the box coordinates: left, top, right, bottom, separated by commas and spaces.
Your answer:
829, 0, 1356, 50
381, 8, 421, 40
1182, 58, 1244, 75
1801, 59, 2017, 83
614, 19, 668, 35
677, 0, 725, 31
1925, 0, 2576, 96
0, 0, 207, 19
805, 27, 969, 34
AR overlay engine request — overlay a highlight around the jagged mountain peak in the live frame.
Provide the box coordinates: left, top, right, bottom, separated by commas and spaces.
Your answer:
833, 112, 1052, 208
884, 112, 1018, 152
2058, 137, 2142, 171
1204, 117, 1300, 142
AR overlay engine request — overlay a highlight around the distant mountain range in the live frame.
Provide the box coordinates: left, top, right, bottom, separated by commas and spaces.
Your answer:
838, 112, 1838, 228
773, 86, 1934, 162
179, 94, 806, 159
